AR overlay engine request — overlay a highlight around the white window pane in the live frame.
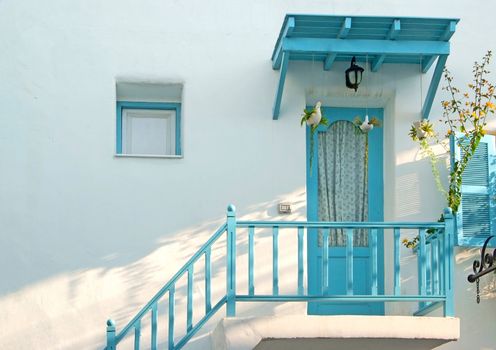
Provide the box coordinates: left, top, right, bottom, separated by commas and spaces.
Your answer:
122, 109, 176, 155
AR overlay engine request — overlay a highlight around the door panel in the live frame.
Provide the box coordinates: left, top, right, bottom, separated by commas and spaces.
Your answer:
306, 107, 384, 315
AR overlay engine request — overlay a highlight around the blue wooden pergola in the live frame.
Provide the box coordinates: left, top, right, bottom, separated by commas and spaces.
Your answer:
271, 15, 459, 119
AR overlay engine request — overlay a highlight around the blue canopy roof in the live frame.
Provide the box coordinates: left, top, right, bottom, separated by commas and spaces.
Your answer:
271, 15, 459, 119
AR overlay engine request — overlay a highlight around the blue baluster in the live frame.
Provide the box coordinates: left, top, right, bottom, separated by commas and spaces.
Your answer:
322, 229, 329, 295
134, 320, 141, 350
371, 228, 378, 295
168, 286, 175, 350
248, 226, 255, 296
443, 208, 455, 316
432, 237, 439, 295
346, 229, 353, 295
151, 303, 158, 350
419, 229, 427, 305
106, 319, 116, 350
226, 204, 237, 317
394, 228, 401, 295
297, 227, 304, 295
273, 226, 279, 296
205, 248, 212, 313
187, 266, 193, 332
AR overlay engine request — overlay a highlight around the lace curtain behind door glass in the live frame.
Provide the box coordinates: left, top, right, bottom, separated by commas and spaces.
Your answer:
318, 120, 368, 247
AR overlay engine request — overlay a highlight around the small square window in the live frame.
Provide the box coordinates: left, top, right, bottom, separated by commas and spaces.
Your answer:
116, 102, 181, 156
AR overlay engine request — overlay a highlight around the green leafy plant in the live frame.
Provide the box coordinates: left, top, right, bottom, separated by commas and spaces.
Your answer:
403, 51, 496, 248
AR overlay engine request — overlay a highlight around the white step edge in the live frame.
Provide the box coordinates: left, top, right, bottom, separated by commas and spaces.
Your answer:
211, 315, 460, 350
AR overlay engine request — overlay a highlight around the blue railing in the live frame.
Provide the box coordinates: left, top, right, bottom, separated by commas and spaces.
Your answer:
105, 205, 455, 350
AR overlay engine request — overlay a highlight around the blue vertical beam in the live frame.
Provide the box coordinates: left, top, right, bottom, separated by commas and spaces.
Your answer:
346, 229, 354, 295
273, 51, 290, 120
226, 205, 237, 317
151, 303, 158, 350
116, 104, 123, 154
394, 228, 401, 295
272, 17, 295, 70
106, 320, 116, 350
338, 17, 352, 38
168, 286, 175, 350
322, 229, 330, 295
443, 208, 455, 316
187, 266, 193, 332
297, 227, 304, 295
323, 53, 337, 71
205, 248, 212, 313
422, 55, 448, 119
272, 226, 279, 296
134, 320, 141, 350
248, 226, 255, 296
439, 233, 445, 295
175, 104, 182, 156
371, 229, 378, 295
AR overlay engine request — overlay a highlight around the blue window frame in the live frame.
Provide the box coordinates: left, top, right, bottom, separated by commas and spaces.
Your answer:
116, 101, 182, 156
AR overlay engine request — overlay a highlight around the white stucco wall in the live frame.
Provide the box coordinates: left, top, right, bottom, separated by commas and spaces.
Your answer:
0, 1, 495, 349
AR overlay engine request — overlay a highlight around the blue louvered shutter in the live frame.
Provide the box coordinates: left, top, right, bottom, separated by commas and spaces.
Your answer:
453, 135, 496, 246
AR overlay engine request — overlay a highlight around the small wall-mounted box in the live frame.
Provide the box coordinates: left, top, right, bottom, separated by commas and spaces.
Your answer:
278, 203, 292, 214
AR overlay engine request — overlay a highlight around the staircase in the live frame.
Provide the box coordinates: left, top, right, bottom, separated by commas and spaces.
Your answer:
104, 205, 455, 350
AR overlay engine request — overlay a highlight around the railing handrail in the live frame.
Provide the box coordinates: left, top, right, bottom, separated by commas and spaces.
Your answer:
236, 221, 445, 228
112, 223, 227, 345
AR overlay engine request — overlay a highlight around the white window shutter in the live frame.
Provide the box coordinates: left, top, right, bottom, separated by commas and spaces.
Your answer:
453, 134, 496, 246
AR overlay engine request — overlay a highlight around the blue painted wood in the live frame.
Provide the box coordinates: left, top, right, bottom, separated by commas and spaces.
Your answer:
441, 21, 457, 41
168, 286, 175, 350
426, 244, 432, 295
338, 17, 352, 38
454, 134, 496, 246
346, 229, 354, 295
443, 208, 455, 316
106, 319, 116, 350
306, 107, 384, 316
414, 301, 443, 316
388, 19, 401, 39
226, 205, 237, 317
371, 229, 378, 295
248, 226, 255, 296
422, 55, 448, 119
394, 228, 401, 295
419, 229, 427, 297
322, 229, 330, 294
432, 238, 439, 295
272, 51, 290, 119
272, 17, 295, 70
297, 227, 304, 295
282, 38, 450, 56
371, 55, 385, 72
323, 53, 337, 71
238, 221, 443, 229
205, 248, 211, 313
134, 320, 141, 350
422, 55, 437, 73
151, 303, 158, 350
116, 101, 182, 155
187, 266, 193, 332
236, 295, 445, 302
273, 226, 280, 296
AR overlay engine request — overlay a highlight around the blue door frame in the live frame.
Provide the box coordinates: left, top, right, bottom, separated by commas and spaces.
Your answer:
306, 107, 385, 315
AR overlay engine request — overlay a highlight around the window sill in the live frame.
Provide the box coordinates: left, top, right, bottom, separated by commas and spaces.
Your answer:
114, 154, 183, 159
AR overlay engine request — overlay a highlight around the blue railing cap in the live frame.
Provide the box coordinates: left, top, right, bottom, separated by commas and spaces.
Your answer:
227, 204, 236, 215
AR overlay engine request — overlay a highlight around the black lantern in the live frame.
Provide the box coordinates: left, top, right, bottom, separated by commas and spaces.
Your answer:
345, 56, 364, 92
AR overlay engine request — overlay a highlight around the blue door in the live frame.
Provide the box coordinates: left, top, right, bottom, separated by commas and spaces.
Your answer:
306, 107, 384, 315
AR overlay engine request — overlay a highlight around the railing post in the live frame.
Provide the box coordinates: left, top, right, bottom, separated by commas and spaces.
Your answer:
226, 204, 236, 317
443, 207, 455, 316
106, 319, 116, 350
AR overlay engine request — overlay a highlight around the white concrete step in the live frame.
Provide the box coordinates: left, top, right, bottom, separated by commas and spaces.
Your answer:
211, 315, 460, 350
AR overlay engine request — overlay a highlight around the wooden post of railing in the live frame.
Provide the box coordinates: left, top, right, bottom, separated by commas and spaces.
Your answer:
226, 204, 237, 317
106, 319, 116, 350
443, 207, 455, 316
